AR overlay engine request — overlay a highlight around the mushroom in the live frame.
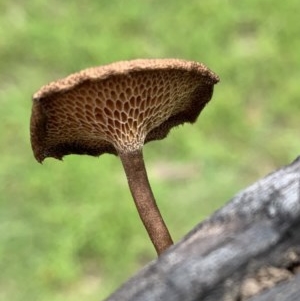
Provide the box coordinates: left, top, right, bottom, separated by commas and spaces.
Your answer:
30, 59, 219, 255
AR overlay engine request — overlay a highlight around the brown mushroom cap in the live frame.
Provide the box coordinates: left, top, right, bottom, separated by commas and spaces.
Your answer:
30, 59, 219, 162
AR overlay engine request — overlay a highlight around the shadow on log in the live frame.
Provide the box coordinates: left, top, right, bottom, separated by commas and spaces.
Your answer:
105, 156, 300, 301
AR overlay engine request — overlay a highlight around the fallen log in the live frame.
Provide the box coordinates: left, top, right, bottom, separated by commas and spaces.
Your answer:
105, 156, 300, 301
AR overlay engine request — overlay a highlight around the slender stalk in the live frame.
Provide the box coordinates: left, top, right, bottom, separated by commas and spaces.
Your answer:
119, 149, 173, 255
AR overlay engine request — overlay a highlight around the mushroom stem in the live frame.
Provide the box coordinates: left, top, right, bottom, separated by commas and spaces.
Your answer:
119, 149, 173, 255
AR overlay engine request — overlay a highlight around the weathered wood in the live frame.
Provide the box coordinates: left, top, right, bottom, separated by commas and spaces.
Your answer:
105, 156, 300, 301
248, 273, 300, 301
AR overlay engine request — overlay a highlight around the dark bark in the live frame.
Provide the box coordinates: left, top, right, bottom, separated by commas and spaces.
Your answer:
105, 156, 300, 301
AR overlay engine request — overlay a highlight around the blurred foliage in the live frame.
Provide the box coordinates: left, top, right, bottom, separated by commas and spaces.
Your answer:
0, 0, 299, 300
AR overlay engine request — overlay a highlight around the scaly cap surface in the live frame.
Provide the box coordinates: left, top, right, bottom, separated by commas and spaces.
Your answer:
30, 58, 219, 162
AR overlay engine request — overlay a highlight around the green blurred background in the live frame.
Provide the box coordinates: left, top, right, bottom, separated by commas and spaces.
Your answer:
0, 1, 299, 300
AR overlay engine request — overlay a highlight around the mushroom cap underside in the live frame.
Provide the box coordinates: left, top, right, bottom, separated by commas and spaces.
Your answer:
30, 58, 219, 162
